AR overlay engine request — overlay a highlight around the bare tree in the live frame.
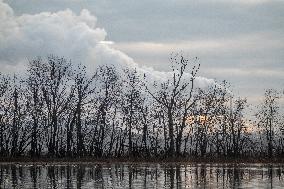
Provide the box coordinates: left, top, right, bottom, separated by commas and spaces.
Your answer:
120, 68, 143, 157
73, 65, 97, 156
0, 54, 282, 160
91, 65, 120, 157
0, 73, 10, 156
145, 54, 200, 157
26, 58, 45, 157
256, 89, 281, 158
31, 56, 75, 157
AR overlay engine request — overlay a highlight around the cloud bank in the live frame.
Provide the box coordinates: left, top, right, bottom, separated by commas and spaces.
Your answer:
0, 0, 214, 88
0, 0, 107, 71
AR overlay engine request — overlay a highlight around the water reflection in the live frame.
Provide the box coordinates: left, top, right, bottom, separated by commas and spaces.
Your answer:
0, 163, 283, 188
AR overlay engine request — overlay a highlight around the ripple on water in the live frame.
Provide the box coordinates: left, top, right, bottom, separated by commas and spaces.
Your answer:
0, 163, 283, 188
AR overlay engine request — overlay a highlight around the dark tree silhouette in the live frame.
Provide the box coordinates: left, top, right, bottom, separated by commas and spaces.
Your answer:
0, 54, 282, 160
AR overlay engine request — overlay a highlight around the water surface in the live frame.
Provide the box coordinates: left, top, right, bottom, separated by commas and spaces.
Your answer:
0, 163, 283, 188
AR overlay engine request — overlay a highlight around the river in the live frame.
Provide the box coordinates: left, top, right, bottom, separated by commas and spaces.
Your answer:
0, 163, 283, 188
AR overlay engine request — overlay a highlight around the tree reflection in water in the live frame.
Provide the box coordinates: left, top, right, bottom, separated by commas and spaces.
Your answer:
0, 163, 283, 188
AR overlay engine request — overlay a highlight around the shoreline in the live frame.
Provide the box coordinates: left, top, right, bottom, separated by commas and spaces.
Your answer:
0, 157, 283, 165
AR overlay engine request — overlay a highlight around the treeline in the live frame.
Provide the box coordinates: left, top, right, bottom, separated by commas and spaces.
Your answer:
0, 55, 283, 159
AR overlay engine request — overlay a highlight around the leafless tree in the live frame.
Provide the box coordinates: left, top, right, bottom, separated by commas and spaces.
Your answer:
144, 53, 200, 157
256, 89, 281, 157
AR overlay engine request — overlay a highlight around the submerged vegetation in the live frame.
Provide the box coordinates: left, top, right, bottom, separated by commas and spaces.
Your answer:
0, 54, 283, 160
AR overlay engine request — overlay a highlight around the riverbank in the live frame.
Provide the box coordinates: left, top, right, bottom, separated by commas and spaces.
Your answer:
0, 156, 283, 165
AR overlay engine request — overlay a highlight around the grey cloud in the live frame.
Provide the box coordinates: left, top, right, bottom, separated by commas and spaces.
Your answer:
2, 0, 284, 105
6, 0, 284, 42
0, 0, 215, 92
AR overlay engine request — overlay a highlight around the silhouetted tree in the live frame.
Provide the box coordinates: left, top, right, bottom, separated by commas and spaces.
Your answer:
256, 89, 281, 157
145, 54, 200, 157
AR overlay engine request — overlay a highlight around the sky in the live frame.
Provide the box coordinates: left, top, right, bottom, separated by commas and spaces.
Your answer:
1, 0, 284, 107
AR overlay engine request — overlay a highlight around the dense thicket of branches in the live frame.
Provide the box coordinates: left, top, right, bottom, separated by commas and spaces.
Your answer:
0, 55, 283, 159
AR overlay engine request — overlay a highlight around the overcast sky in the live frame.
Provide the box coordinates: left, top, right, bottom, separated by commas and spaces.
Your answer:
1, 0, 284, 106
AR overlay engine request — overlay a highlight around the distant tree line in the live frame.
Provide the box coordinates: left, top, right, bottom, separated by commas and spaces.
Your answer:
0, 54, 283, 159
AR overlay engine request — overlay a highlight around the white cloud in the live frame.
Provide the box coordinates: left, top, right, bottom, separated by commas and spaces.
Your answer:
0, 0, 214, 90
0, 1, 106, 71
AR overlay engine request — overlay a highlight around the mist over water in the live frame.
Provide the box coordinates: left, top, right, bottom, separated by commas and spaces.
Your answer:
0, 163, 283, 188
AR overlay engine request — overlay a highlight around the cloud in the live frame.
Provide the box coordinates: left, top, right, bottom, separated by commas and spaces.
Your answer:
0, 1, 106, 71
209, 0, 272, 5
113, 32, 284, 82
114, 33, 284, 58
0, 0, 214, 90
